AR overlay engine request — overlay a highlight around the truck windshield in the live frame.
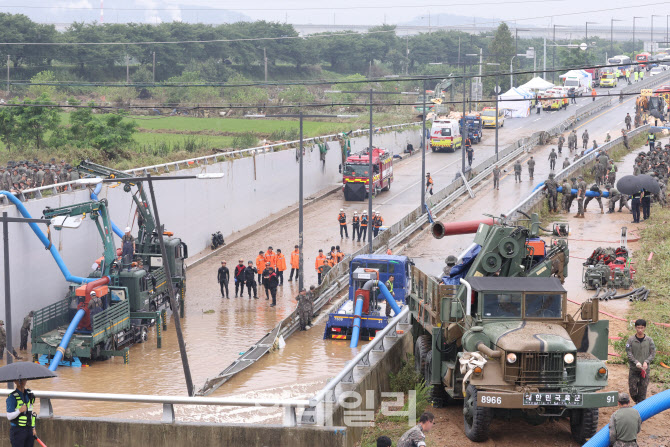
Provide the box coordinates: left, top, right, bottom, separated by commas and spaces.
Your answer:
482, 110, 496, 117
344, 164, 370, 177
482, 293, 522, 318
525, 293, 562, 318
564, 80, 579, 87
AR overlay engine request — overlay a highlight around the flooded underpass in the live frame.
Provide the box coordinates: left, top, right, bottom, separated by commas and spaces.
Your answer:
18, 94, 623, 424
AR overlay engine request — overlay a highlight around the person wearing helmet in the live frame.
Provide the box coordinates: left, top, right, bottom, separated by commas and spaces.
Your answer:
0, 320, 21, 360
352, 211, 360, 241
338, 208, 348, 238
544, 173, 559, 213
121, 226, 135, 271
359, 211, 368, 243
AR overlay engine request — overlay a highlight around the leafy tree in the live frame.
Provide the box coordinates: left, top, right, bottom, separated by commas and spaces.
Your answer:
278, 85, 315, 104
88, 113, 137, 159
28, 71, 58, 99
16, 93, 60, 149
0, 104, 19, 151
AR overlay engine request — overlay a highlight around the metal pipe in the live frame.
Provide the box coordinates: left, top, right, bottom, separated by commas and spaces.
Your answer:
368, 89, 373, 253
460, 278, 473, 318
299, 113, 304, 291
147, 175, 194, 396
476, 341, 502, 358
432, 218, 495, 238
421, 79, 427, 215
2, 213, 12, 380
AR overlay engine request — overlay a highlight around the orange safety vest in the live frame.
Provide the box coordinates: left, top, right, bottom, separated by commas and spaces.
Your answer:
290, 250, 300, 269
338, 213, 346, 226
353, 216, 360, 225
336, 251, 344, 262
315, 254, 327, 271
255, 255, 266, 271
264, 250, 277, 269
374, 216, 384, 228
276, 253, 287, 271
327, 257, 337, 267
591, 89, 596, 97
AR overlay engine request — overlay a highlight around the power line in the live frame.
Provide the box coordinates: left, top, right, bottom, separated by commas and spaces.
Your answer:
10, 61, 651, 89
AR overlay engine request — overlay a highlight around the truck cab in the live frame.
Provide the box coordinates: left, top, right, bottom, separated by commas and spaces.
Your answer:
459, 114, 483, 144
342, 147, 393, 201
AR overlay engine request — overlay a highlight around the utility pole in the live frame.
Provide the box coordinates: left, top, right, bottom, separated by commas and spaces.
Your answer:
263, 48, 268, 82
298, 112, 304, 290
6, 55, 9, 94
126, 54, 130, 83
633, 17, 642, 54
421, 80, 426, 214
543, 37, 547, 80
152, 51, 156, 83
368, 89, 374, 252
461, 63, 466, 174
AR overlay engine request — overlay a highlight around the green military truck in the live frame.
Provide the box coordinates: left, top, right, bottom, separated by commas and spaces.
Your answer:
31, 197, 186, 365
408, 213, 616, 443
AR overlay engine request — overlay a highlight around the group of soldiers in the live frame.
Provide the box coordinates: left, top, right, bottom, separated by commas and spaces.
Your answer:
338, 209, 384, 242
0, 312, 34, 361
0, 159, 80, 197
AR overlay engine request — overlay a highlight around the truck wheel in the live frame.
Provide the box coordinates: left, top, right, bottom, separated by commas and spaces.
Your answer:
424, 351, 453, 407
138, 326, 148, 343
570, 408, 598, 443
463, 384, 492, 442
414, 335, 431, 374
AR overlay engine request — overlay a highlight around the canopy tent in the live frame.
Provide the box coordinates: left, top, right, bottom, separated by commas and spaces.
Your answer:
498, 87, 532, 118
520, 77, 555, 91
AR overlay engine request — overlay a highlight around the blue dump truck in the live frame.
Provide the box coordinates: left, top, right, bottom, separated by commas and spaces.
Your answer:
323, 255, 410, 345
459, 114, 483, 144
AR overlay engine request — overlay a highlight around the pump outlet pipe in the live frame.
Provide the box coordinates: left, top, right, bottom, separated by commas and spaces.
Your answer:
0, 191, 93, 284
48, 309, 85, 371
91, 183, 124, 238
583, 389, 670, 447
350, 280, 403, 348
432, 218, 496, 239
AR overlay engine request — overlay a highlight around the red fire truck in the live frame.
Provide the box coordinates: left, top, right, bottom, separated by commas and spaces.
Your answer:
342, 147, 393, 201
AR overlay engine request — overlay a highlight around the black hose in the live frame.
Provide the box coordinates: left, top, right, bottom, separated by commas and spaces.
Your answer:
608, 287, 645, 300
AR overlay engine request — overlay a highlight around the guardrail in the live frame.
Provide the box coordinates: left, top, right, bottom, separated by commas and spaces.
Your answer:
0, 121, 420, 205
301, 306, 411, 425
0, 389, 310, 427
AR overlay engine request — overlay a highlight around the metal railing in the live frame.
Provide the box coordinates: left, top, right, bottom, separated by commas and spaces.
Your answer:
301, 306, 411, 424
0, 121, 420, 205
0, 389, 310, 427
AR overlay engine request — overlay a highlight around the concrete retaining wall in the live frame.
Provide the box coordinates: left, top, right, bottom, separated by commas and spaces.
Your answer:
0, 418, 347, 447
0, 127, 419, 340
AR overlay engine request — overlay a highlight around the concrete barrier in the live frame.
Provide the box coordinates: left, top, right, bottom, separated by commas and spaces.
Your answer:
0, 418, 347, 447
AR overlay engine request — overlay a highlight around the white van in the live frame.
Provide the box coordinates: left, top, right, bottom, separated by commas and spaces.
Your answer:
429, 119, 462, 153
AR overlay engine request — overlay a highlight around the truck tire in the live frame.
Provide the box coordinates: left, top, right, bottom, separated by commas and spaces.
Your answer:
570, 408, 598, 443
424, 351, 453, 407
414, 335, 431, 374
463, 384, 492, 442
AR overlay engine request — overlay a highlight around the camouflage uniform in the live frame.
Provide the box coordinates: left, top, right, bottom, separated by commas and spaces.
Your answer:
492, 166, 500, 189
609, 406, 641, 447
397, 424, 426, 447
20, 314, 32, 350
544, 175, 558, 212
583, 184, 604, 214
561, 180, 571, 212
513, 161, 522, 182
296, 292, 312, 330
626, 335, 656, 403
0, 321, 5, 359
548, 149, 557, 170
575, 179, 587, 217
527, 158, 535, 180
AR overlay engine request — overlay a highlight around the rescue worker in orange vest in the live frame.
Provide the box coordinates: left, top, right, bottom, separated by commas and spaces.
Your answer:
386, 248, 392, 255
275, 249, 287, 286
426, 173, 434, 196
255, 251, 266, 285
359, 211, 368, 242
373, 211, 384, 238
289, 245, 300, 282
591, 88, 597, 102
352, 211, 361, 241
327, 255, 337, 268
330, 245, 337, 260
315, 249, 327, 284
264, 246, 277, 269
338, 208, 348, 238
335, 245, 344, 263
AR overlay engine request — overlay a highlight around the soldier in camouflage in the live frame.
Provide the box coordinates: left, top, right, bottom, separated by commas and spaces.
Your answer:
0, 321, 21, 360
575, 176, 587, 218
561, 179, 571, 213
295, 288, 312, 331
397, 412, 434, 447
626, 319, 656, 403
583, 183, 604, 214
544, 173, 559, 213
609, 393, 641, 447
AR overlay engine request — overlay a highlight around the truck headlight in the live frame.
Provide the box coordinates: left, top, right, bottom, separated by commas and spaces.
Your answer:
506, 353, 517, 364
564, 353, 575, 364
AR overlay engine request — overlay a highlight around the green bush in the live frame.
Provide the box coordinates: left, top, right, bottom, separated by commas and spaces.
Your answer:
268, 128, 300, 141
232, 132, 259, 149
390, 354, 423, 394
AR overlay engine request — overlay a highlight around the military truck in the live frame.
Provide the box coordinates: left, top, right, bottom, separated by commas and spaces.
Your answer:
406, 213, 616, 443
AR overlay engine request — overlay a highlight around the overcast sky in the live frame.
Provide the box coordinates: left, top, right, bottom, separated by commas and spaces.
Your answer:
4, 0, 669, 31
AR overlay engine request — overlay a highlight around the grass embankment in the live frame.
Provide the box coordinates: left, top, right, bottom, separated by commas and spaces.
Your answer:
358, 355, 430, 447
612, 205, 670, 387
0, 112, 417, 170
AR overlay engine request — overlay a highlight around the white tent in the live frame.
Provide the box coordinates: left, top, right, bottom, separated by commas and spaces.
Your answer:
520, 77, 555, 91
498, 87, 532, 118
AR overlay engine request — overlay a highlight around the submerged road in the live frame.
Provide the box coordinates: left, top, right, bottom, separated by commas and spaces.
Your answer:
27, 84, 643, 422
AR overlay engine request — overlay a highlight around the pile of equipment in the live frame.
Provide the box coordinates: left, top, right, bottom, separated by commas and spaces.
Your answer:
582, 246, 634, 290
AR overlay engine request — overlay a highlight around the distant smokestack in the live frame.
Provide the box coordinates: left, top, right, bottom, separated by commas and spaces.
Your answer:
100, 0, 104, 23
